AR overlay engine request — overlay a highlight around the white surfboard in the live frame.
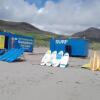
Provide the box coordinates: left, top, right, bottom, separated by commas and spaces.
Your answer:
60, 53, 69, 68
46, 51, 57, 66
40, 50, 51, 66
52, 51, 64, 67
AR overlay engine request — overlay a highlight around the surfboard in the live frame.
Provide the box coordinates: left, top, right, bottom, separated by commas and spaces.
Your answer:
52, 51, 64, 67
40, 50, 51, 66
82, 64, 91, 69
60, 53, 69, 68
82, 63, 100, 71
46, 51, 57, 66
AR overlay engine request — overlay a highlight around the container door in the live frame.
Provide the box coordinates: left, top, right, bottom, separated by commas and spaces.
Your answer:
4, 36, 9, 49
65, 45, 72, 56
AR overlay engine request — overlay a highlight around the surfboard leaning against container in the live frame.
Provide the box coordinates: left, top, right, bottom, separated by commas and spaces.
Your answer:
41, 50, 51, 66
60, 53, 69, 68
52, 51, 64, 67
46, 51, 57, 66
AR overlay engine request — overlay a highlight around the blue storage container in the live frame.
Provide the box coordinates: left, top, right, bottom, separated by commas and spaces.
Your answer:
0, 32, 34, 52
50, 38, 89, 57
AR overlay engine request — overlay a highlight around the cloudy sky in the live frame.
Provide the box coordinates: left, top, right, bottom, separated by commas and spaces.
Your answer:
0, 0, 100, 34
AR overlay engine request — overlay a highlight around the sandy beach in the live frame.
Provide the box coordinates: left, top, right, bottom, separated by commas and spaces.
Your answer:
0, 47, 100, 100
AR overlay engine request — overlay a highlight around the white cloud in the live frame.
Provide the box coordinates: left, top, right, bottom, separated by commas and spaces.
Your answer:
0, 0, 100, 34
37, 8, 44, 14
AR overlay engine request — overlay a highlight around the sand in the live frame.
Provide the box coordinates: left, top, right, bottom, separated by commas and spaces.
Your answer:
0, 47, 100, 100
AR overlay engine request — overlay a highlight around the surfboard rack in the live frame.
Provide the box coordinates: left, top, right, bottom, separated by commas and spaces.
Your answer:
0, 48, 24, 62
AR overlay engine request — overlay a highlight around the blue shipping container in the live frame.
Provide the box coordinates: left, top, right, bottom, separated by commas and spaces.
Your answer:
50, 38, 89, 57
0, 32, 34, 52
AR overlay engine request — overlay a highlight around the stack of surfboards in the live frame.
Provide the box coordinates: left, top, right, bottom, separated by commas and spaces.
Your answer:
41, 50, 69, 68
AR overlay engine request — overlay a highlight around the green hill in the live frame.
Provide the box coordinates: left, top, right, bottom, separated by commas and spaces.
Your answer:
0, 20, 66, 47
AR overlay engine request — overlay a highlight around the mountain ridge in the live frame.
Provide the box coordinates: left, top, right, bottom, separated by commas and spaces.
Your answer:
0, 20, 53, 34
0, 20, 65, 46
72, 27, 100, 42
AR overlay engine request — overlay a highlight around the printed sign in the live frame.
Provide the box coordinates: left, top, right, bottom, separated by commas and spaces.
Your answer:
0, 35, 5, 49
14, 37, 33, 52
56, 40, 68, 44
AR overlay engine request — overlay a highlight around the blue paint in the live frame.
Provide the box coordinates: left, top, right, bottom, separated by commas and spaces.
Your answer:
50, 38, 89, 57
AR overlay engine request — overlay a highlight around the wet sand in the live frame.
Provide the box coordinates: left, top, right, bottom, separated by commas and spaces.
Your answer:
0, 47, 100, 100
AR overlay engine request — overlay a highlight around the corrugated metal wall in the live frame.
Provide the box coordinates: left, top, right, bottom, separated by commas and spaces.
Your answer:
50, 38, 89, 57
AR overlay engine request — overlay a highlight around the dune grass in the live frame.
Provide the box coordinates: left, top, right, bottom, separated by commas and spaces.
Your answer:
6, 30, 100, 50
89, 42, 100, 50
9, 30, 62, 47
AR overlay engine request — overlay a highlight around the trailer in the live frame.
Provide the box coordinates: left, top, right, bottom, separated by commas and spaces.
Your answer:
50, 38, 89, 57
0, 32, 34, 53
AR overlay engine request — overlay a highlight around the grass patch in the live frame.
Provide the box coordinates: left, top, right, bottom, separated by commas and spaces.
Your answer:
90, 42, 100, 50
8, 30, 63, 47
